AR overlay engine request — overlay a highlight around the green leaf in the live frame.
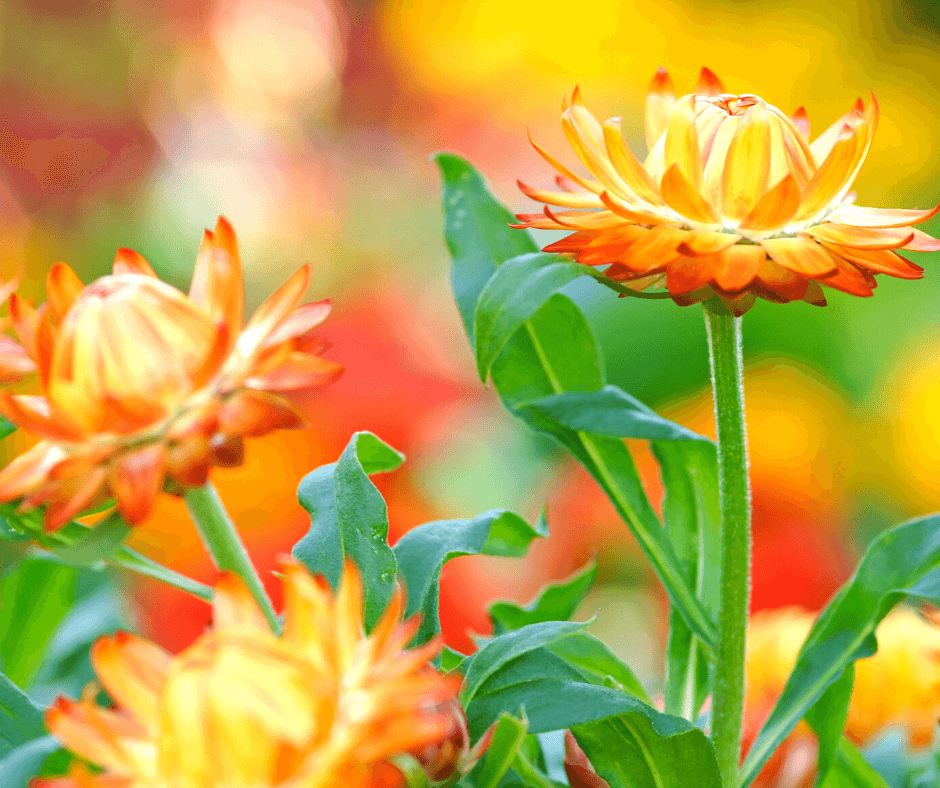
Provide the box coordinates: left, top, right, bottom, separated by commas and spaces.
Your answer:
293, 432, 404, 630
436, 153, 716, 653
0, 671, 45, 758
47, 512, 131, 567
0, 558, 76, 689
807, 664, 855, 784
512, 747, 565, 788
489, 560, 597, 634
476, 712, 530, 788
461, 620, 590, 707
434, 152, 538, 347
0, 734, 61, 785
740, 513, 940, 788
572, 706, 722, 788
655, 441, 720, 720
0, 415, 16, 442
394, 509, 548, 645
547, 632, 652, 704
516, 385, 712, 444
474, 252, 589, 381
109, 546, 213, 602
818, 737, 891, 788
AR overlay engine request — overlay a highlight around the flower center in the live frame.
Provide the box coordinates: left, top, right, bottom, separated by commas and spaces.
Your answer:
704, 93, 763, 116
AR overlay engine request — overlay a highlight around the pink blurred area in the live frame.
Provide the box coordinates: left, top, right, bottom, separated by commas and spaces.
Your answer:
0, 0, 938, 679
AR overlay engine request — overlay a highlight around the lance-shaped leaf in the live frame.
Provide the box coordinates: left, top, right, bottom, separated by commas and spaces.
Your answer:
436, 153, 716, 653
476, 713, 530, 788
0, 671, 45, 758
394, 510, 547, 645
293, 431, 405, 630
740, 513, 940, 788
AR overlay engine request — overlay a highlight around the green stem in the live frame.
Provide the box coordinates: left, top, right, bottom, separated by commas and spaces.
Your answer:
184, 482, 278, 631
703, 299, 752, 788
109, 546, 214, 602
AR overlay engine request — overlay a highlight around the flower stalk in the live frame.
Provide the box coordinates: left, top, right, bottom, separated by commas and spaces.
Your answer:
704, 297, 752, 788
184, 482, 279, 630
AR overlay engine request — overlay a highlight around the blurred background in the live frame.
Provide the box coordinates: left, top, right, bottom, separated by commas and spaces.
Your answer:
0, 0, 939, 756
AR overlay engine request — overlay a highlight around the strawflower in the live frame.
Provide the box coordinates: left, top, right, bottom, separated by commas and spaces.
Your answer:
514, 67, 940, 314
0, 217, 342, 530
33, 560, 463, 788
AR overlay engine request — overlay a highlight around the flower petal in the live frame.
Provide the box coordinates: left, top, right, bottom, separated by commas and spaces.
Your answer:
660, 164, 720, 225
817, 254, 876, 297
722, 101, 772, 222
597, 193, 675, 225
810, 97, 865, 163
109, 443, 167, 524
0, 440, 64, 502
234, 265, 312, 364
824, 203, 940, 228
0, 333, 36, 382
790, 107, 810, 140
577, 226, 650, 266
666, 254, 715, 295
213, 572, 271, 632
903, 229, 940, 252
189, 217, 245, 342
738, 174, 801, 232
713, 245, 768, 293
611, 225, 688, 273
0, 391, 85, 441
46, 263, 85, 324
44, 467, 108, 532
244, 352, 344, 392
804, 224, 914, 250
219, 390, 307, 437
517, 180, 602, 209
695, 67, 725, 97
112, 248, 157, 277
9, 293, 40, 358
46, 697, 147, 774
817, 243, 923, 279
645, 67, 676, 150
753, 258, 809, 301
677, 231, 741, 256
663, 95, 704, 190
802, 280, 827, 306
91, 631, 172, 733
761, 237, 838, 277
601, 118, 664, 205
528, 129, 603, 195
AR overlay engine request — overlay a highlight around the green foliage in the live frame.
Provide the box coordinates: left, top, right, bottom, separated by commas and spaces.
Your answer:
436, 152, 717, 654
475, 712, 530, 788
741, 513, 940, 787
489, 561, 597, 634
394, 510, 548, 645
0, 558, 76, 689
293, 431, 404, 630
0, 671, 45, 759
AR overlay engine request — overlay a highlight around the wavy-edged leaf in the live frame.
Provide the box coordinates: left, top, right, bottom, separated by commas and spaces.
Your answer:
740, 513, 940, 788
435, 152, 538, 347
394, 509, 547, 645
516, 385, 712, 444
490, 560, 597, 634
293, 431, 405, 630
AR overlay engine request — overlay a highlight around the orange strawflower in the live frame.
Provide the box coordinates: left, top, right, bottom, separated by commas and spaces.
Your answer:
33, 560, 462, 788
745, 606, 940, 787
514, 67, 940, 314
0, 217, 342, 530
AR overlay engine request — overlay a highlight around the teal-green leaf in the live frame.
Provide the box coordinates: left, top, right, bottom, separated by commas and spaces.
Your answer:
0, 734, 61, 785
0, 558, 76, 690
655, 440, 720, 719
516, 385, 713, 444
476, 712, 530, 788
293, 432, 405, 630
547, 632, 651, 704
740, 512, 940, 788
474, 252, 589, 381
0, 671, 45, 758
434, 152, 538, 346
489, 560, 597, 634
572, 706, 722, 788
461, 620, 590, 707
393, 509, 547, 645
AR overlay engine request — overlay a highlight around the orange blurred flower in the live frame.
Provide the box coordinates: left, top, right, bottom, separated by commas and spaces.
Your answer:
0, 217, 342, 531
514, 67, 939, 314
34, 560, 461, 788
745, 606, 940, 787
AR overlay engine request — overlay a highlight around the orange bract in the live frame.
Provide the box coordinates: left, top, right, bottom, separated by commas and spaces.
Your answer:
515, 68, 940, 314
0, 218, 343, 530
33, 560, 462, 788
